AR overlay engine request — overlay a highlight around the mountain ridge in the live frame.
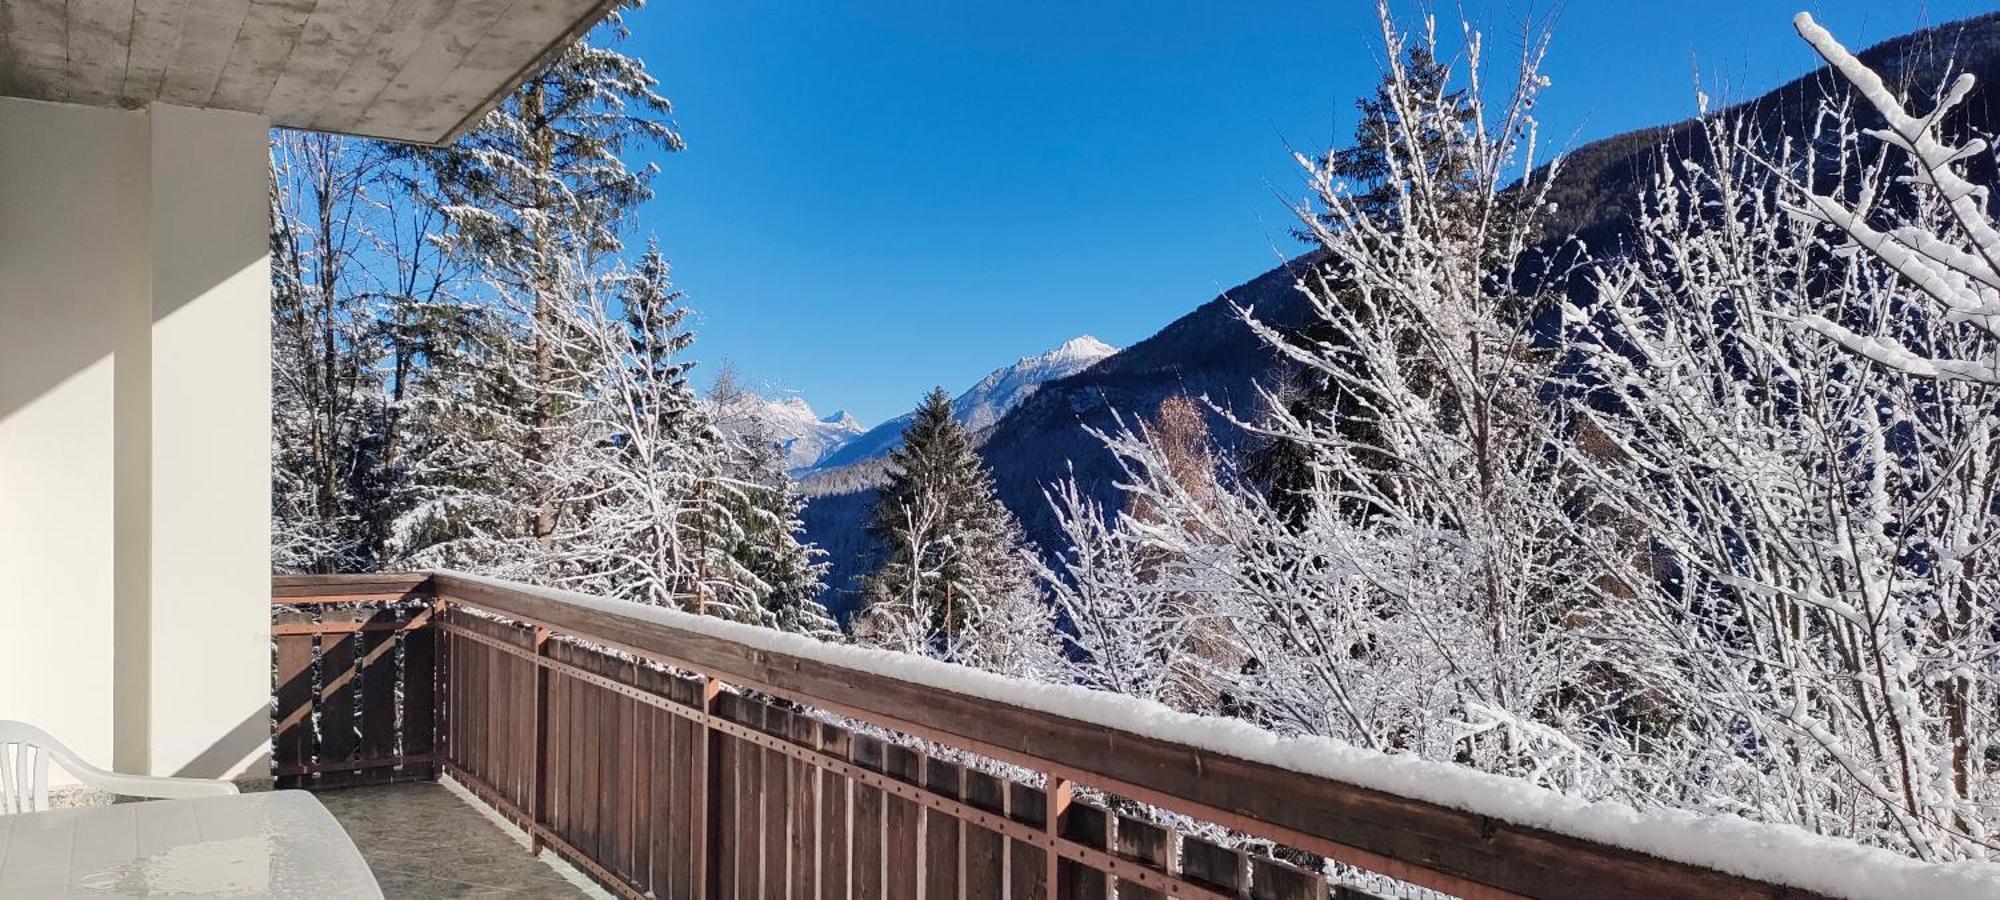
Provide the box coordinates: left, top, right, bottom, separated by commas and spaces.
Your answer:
801, 10, 2000, 615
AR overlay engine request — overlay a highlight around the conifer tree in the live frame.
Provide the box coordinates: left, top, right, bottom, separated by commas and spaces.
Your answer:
858, 388, 1051, 668
405, 5, 681, 555
710, 392, 837, 637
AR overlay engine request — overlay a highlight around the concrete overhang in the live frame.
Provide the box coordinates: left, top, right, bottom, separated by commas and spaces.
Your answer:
0, 0, 617, 145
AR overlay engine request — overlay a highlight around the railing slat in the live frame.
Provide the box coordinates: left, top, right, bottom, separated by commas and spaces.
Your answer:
1115, 813, 1173, 900
884, 742, 923, 900
272, 608, 316, 790
1250, 857, 1328, 900
1008, 782, 1049, 900
818, 722, 853, 900
963, 769, 1007, 900
763, 705, 791, 900
403, 617, 438, 781
925, 757, 964, 900
853, 733, 887, 900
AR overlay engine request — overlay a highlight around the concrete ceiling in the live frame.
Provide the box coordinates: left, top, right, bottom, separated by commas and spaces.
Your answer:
0, 0, 616, 144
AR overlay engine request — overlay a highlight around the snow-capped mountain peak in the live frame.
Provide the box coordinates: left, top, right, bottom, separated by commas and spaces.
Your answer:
806, 335, 1119, 473
710, 391, 867, 473
954, 335, 1118, 432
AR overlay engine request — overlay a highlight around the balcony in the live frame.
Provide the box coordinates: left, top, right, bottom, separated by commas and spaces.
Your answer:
268, 571, 1984, 900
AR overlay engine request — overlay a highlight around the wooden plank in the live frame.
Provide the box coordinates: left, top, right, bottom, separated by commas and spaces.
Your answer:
1250, 857, 1327, 900
1008, 783, 1049, 900
925, 757, 964, 900
401, 621, 438, 780
1059, 801, 1109, 900
963, 770, 1007, 900
1181, 838, 1245, 895
271, 609, 316, 789
852, 734, 886, 900
818, 723, 852, 900
763, 706, 790, 900
630, 663, 665, 894
431, 572, 1821, 900
788, 712, 818, 898
581, 659, 602, 863
714, 693, 738, 900
730, 699, 761, 895
355, 606, 398, 785
599, 672, 621, 869
272, 572, 430, 593
617, 675, 638, 881
546, 651, 568, 842
316, 607, 364, 786
668, 689, 695, 899
1115, 815, 1173, 900
884, 743, 922, 900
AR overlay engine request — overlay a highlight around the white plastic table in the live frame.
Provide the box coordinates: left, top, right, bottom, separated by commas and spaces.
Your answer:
0, 790, 381, 898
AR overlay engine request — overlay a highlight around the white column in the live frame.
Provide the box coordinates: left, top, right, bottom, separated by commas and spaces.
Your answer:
0, 97, 271, 782
144, 103, 274, 780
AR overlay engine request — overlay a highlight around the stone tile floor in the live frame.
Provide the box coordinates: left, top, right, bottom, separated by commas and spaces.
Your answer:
315, 780, 607, 899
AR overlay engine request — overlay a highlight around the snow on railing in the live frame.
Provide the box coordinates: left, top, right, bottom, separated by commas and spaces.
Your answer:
274, 572, 2000, 900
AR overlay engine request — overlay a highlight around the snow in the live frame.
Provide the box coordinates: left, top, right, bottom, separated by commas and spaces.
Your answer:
809, 335, 1118, 471
443, 569, 2000, 900
709, 391, 868, 473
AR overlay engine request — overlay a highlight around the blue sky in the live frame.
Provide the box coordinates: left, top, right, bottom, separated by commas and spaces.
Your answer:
617, 0, 1988, 426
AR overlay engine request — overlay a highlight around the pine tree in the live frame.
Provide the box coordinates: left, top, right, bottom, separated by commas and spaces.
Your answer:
404, 5, 681, 556
711, 393, 837, 637
1256, 27, 1483, 524
857, 388, 1050, 667
553, 243, 716, 605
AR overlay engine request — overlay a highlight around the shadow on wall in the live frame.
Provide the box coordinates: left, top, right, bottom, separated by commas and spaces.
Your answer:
0, 97, 271, 776
174, 704, 275, 782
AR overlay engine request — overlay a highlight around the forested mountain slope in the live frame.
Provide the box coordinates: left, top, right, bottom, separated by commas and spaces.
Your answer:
806, 10, 2000, 612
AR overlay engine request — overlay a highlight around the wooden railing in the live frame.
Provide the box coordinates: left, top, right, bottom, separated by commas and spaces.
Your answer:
273, 572, 1844, 900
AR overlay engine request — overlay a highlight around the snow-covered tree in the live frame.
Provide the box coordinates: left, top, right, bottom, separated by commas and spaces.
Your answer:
1035, 396, 1244, 711
1039, 5, 1604, 790
270, 132, 402, 573
405, 3, 681, 553
545, 243, 715, 606
706, 372, 837, 636
1239, 5, 1597, 780
1561, 23, 2000, 860
858, 388, 1057, 674
1786, 13, 2000, 386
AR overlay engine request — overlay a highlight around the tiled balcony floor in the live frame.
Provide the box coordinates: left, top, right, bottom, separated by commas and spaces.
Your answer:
315, 780, 605, 899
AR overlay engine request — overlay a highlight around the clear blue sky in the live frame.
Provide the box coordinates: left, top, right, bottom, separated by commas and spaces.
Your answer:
617, 0, 1987, 426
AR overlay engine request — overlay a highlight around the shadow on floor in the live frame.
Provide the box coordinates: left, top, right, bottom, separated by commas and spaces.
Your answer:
314, 780, 605, 899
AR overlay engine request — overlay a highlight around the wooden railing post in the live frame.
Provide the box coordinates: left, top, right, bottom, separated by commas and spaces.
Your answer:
694, 676, 724, 900
530, 625, 551, 854
1045, 775, 1072, 898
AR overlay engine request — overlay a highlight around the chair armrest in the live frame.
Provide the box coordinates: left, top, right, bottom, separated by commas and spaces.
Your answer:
81, 770, 240, 800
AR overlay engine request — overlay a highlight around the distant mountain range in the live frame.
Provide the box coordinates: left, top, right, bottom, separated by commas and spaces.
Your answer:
807, 335, 1119, 476
799, 10, 2000, 617
709, 392, 866, 473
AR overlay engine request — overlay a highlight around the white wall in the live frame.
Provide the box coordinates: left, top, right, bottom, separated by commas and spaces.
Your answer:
0, 97, 272, 781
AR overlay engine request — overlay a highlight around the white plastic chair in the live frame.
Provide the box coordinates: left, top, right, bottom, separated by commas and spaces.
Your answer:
0, 721, 239, 814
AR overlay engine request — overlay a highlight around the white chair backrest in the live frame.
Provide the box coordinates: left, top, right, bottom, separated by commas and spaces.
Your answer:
0, 720, 238, 815
0, 721, 61, 814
